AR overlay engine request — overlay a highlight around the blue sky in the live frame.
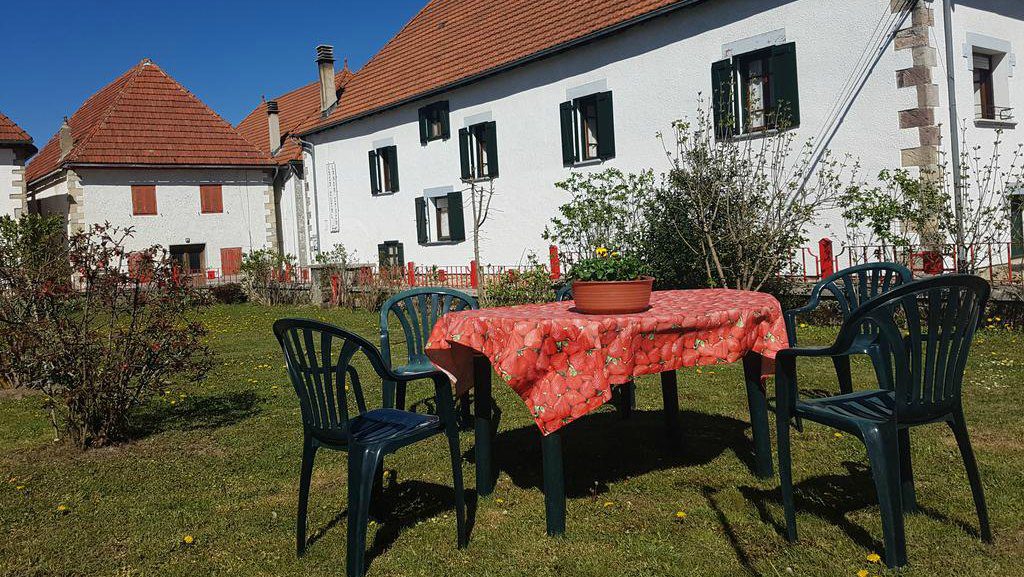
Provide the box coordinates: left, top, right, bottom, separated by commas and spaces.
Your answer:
0, 0, 426, 147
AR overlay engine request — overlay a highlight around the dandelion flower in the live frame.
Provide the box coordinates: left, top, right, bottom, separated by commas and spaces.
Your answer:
183, 535, 195, 545
834, 433, 844, 439
56, 504, 68, 513
856, 571, 869, 577
675, 511, 687, 519
866, 552, 881, 563
603, 501, 614, 507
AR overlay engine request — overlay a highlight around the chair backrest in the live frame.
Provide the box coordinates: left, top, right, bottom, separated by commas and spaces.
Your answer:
556, 284, 573, 302
379, 287, 478, 369
274, 318, 390, 438
837, 274, 990, 423
815, 262, 913, 318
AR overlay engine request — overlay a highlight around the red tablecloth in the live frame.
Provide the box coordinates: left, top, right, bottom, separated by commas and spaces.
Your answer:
425, 289, 788, 434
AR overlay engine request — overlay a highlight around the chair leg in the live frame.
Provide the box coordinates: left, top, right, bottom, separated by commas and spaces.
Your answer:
382, 379, 397, 409
347, 446, 385, 577
949, 412, 993, 543
861, 425, 907, 569
832, 355, 854, 395
297, 434, 317, 557
541, 431, 566, 536
743, 353, 774, 479
777, 411, 797, 542
445, 424, 468, 548
898, 428, 918, 513
395, 382, 407, 412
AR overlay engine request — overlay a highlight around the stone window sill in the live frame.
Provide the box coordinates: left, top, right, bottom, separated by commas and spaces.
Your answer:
975, 119, 1017, 130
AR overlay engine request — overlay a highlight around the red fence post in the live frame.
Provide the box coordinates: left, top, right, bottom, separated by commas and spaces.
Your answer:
549, 245, 561, 281
407, 262, 416, 286
819, 238, 834, 278
470, 260, 479, 289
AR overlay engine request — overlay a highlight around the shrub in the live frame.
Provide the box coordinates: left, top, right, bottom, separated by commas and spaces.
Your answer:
0, 214, 71, 390
209, 282, 247, 304
479, 258, 554, 307
239, 248, 307, 305
3, 223, 214, 447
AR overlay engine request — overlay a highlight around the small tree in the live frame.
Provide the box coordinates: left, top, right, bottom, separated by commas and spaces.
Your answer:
464, 179, 496, 289
543, 168, 655, 263
0, 214, 71, 390
657, 103, 854, 291
42, 224, 211, 447
239, 248, 297, 305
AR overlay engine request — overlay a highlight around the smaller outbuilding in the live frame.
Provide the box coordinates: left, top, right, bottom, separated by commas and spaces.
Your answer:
0, 111, 37, 218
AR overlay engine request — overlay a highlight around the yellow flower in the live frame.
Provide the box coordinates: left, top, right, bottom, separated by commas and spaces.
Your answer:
834, 433, 844, 439
603, 501, 614, 507
611, 251, 620, 257
857, 570, 869, 577
56, 504, 68, 513
596, 247, 608, 256
866, 553, 881, 563
183, 535, 195, 545
675, 511, 687, 519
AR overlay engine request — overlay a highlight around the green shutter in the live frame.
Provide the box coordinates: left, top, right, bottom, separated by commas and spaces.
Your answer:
595, 91, 615, 160
447, 190, 465, 242
377, 243, 388, 267
368, 150, 379, 195
459, 127, 471, 180
415, 197, 428, 244
559, 101, 576, 165
439, 101, 451, 140
770, 42, 800, 129
386, 146, 399, 192
418, 106, 429, 144
396, 242, 405, 267
711, 58, 736, 140
484, 121, 498, 178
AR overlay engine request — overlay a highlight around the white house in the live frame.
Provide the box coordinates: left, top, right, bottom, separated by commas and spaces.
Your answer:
236, 49, 354, 268
0, 111, 36, 218
286, 0, 1023, 272
25, 59, 279, 279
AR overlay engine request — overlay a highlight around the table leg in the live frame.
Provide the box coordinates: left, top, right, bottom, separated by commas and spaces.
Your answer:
660, 370, 681, 446
743, 352, 774, 479
473, 354, 495, 497
541, 431, 565, 536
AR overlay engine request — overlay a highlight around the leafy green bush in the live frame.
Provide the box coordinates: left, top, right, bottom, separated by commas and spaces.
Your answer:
479, 259, 554, 307
239, 248, 307, 305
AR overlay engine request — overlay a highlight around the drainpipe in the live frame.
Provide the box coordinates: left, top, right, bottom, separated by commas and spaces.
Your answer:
942, 0, 967, 269
298, 137, 322, 258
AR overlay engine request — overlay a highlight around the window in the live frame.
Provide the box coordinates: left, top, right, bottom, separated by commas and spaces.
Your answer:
131, 185, 157, 216
418, 101, 450, 144
377, 240, 404, 269
220, 247, 242, 276
415, 192, 465, 244
368, 146, 399, 195
973, 51, 1012, 121
169, 244, 205, 275
459, 121, 499, 180
711, 42, 799, 138
200, 184, 223, 213
560, 91, 615, 165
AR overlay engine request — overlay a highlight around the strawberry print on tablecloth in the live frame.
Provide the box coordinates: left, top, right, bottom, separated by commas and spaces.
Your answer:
425, 289, 788, 435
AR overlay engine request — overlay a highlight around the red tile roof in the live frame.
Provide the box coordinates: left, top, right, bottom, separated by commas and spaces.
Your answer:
298, 0, 696, 134
0, 111, 34, 148
27, 60, 271, 184
236, 68, 353, 165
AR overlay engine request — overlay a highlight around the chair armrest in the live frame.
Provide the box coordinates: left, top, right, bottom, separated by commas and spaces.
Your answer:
783, 302, 820, 346
774, 343, 864, 423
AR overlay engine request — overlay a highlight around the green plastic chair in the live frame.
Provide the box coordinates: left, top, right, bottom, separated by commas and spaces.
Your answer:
775, 274, 992, 568
380, 287, 477, 411
784, 262, 912, 395
273, 318, 467, 577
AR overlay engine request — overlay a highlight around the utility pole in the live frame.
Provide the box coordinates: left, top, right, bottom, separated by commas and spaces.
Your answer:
942, 0, 967, 269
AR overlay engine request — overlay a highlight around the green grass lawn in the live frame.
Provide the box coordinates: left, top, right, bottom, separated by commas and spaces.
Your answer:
2, 304, 1022, 577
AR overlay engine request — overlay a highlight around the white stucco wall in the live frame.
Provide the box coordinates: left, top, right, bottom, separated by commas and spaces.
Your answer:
72, 168, 275, 273
306, 0, 1021, 269
0, 148, 25, 218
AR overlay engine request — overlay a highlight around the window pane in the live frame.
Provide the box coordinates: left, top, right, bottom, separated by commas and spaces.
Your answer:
746, 58, 767, 130
581, 100, 599, 160
435, 197, 450, 240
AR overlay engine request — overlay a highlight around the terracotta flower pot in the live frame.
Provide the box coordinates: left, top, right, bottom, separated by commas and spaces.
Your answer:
572, 277, 654, 315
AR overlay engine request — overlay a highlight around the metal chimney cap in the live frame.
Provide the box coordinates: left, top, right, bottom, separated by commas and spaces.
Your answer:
316, 44, 335, 63
266, 100, 280, 114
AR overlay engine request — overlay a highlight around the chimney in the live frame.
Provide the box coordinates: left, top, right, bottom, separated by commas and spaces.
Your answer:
59, 117, 73, 159
266, 100, 281, 153
316, 44, 337, 113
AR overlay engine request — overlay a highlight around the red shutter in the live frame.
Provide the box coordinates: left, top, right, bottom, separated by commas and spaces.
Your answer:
221, 247, 242, 276
200, 184, 223, 213
131, 185, 157, 215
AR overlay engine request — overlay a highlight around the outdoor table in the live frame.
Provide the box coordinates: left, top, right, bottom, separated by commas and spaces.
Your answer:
425, 289, 788, 535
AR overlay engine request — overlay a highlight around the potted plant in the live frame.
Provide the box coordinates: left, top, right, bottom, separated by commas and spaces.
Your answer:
569, 248, 653, 314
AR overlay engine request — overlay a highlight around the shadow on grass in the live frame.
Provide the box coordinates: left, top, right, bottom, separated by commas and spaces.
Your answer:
126, 390, 263, 439
702, 486, 763, 577
482, 408, 757, 497
304, 479, 477, 573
